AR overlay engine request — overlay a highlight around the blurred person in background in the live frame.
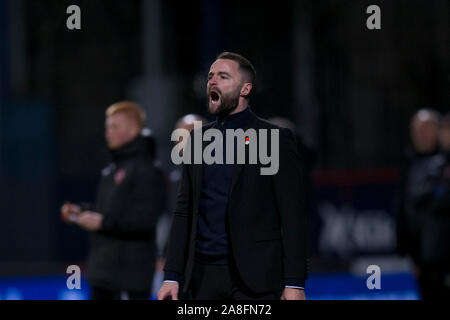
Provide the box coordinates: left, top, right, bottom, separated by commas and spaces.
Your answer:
152, 114, 206, 296
61, 101, 166, 300
395, 108, 441, 299
268, 117, 317, 211
419, 112, 450, 299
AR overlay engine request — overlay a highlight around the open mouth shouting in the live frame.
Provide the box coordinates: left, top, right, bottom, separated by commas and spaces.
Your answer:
208, 88, 222, 109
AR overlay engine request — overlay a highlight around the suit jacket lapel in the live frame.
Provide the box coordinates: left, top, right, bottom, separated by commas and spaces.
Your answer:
191, 113, 259, 198
230, 161, 244, 196
229, 114, 259, 196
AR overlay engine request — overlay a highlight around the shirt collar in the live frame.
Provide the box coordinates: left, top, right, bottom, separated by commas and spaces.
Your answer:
216, 106, 252, 130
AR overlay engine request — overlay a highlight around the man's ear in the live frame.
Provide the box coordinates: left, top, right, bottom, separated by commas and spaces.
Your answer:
240, 83, 253, 99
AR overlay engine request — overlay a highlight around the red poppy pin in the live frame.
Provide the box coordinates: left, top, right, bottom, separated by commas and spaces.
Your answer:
114, 168, 127, 185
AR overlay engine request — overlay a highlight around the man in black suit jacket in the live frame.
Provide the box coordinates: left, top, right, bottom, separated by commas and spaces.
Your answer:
158, 52, 308, 300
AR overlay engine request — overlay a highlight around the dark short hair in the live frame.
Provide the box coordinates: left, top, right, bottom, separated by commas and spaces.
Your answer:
217, 51, 256, 85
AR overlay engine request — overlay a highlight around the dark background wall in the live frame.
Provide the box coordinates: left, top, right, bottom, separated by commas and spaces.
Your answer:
0, 0, 448, 275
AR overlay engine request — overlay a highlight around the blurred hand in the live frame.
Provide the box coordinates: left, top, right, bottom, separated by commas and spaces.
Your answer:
61, 202, 81, 223
157, 282, 179, 300
76, 211, 103, 231
281, 288, 306, 300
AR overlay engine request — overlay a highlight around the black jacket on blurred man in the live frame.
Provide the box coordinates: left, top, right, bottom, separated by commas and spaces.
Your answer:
395, 109, 448, 300
419, 113, 450, 299
61, 101, 166, 300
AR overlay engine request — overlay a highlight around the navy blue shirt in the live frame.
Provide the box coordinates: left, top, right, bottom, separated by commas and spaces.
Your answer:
195, 107, 253, 263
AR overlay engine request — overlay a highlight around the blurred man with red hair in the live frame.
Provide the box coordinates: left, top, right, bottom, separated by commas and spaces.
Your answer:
61, 101, 166, 300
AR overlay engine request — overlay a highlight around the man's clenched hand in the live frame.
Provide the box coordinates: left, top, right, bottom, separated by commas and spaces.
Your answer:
158, 282, 179, 300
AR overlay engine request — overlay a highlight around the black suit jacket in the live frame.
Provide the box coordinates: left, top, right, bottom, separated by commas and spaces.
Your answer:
164, 112, 308, 294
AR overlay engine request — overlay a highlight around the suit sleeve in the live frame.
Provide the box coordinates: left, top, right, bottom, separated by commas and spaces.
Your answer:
272, 128, 309, 285
101, 164, 166, 234
163, 161, 192, 277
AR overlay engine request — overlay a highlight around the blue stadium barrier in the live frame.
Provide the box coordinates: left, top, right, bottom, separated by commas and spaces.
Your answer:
0, 272, 420, 300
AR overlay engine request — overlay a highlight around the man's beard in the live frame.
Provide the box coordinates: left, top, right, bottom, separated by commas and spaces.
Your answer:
207, 86, 241, 117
